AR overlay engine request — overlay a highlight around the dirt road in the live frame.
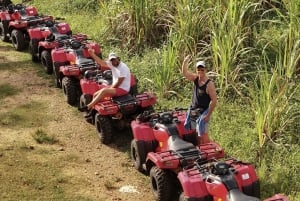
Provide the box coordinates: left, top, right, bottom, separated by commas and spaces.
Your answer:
0, 42, 154, 200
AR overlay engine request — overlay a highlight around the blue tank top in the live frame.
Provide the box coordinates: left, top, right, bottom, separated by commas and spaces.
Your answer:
190, 78, 211, 111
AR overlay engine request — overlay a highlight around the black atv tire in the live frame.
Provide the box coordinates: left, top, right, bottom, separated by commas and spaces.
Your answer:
95, 114, 113, 145
131, 139, 146, 172
53, 62, 62, 88
0, 22, 9, 42
62, 77, 78, 105
150, 166, 173, 201
41, 50, 53, 74
11, 29, 27, 51
29, 40, 39, 62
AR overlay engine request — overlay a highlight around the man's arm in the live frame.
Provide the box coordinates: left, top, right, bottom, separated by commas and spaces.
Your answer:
205, 81, 217, 120
182, 55, 197, 81
88, 48, 108, 67
111, 77, 125, 88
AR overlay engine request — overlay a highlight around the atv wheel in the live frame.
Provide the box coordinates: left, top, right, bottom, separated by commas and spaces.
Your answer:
131, 139, 146, 172
150, 166, 173, 201
62, 77, 78, 105
11, 29, 27, 51
53, 62, 62, 88
95, 114, 113, 145
41, 50, 53, 74
29, 40, 39, 62
0, 22, 9, 42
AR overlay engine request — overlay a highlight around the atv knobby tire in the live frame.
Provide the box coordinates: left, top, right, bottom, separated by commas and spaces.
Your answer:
29, 40, 39, 62
41, 50, 53, 74
53, 62, 62, 88
62, 77, 78, 105
131, 139, 146, 173
95, 114, 113, 145
0, 21, 9, 42
11, 29, 27, 51
150, 166, 173, 201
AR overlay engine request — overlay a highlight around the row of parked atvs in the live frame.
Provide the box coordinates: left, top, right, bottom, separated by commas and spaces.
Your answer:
0, 1, 290, 201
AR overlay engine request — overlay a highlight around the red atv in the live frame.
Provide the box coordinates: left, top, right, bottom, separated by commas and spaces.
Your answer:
51, 38, 104, 105
177, 158, 289, 201
79, 69, 156, 145
3, 3, 53, 50
0, 3, 27, 42
130, 108, 225, 173
27, 19, 73, 73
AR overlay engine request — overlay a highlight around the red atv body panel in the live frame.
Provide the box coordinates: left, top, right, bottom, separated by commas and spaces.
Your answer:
178, 159, 260, 200
28, 22, 71, 40
81, 73, 136, 96
94, 92, 156, 116
131, 111, 194, 144
146, 142, 225, 170
0, 11, 20, 21
8, 15, 53, 30
25, 6, 38, 16
51, 47, 67, 63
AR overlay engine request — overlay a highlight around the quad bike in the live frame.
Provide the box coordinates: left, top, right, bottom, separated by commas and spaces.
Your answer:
27, 18, 73, 73
51, 38, 105, 105
0, 3, 28, 42
2, 3, 53, 50
79, 68, 156, 145
130, 108, 225, 173
177, 158, 289, 201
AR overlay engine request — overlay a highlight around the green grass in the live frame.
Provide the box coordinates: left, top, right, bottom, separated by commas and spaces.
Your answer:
0, 146, 93, 201
0, 101, 52, 128
0, 83, 20, 100
32, 129, 58, 144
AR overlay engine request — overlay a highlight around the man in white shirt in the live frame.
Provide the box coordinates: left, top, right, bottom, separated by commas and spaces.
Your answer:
80, 49, 131, 112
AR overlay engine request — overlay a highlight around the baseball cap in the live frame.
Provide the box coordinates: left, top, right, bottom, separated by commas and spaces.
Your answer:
196, 60, 205, 68
108, 52, 118, 61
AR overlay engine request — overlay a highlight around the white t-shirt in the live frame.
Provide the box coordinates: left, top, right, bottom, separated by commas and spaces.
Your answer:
106, 61, 131, 92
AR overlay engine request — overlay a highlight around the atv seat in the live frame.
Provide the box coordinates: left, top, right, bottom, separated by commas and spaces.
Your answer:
168, 135, 196, 152
228, 189, 260, 201
112, 94, 136, 104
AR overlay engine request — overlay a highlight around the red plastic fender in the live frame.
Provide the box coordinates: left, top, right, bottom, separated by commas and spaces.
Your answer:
205, 175, 228, 201
130, 120, 155, 141
25, 6, 38, 16
27, 27, 45, 40
51, 48, 67, 63
80, 79, 102, 95
178, 169, 210, 199
146, 152, 180, 169
56, 22, 71, 34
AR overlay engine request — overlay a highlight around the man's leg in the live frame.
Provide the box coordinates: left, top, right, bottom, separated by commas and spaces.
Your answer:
87, 88, 116, 110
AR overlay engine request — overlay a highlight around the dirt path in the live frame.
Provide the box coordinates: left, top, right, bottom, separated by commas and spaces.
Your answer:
0, 43, 154, 200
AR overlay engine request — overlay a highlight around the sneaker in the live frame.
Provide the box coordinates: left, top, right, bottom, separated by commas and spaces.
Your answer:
78, 106, 88, 112
84, 110, 93, 118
